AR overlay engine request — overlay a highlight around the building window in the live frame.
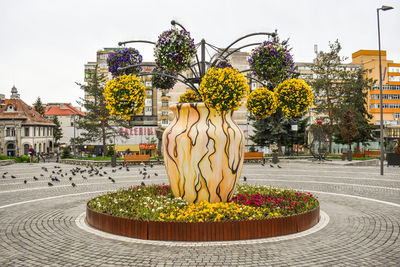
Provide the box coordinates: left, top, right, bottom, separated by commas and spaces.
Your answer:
389, 67, 400, 73
395, 113, 400, 119
6, 127, 15, 136
99, 63, 107, 69
251, 83, 257, 90
25, 127, 29, 137
99, 54, 108, 60
6, 105, 15, 112
145, 81, 152, 87
389, 76, 400, 82
162, 101, 169, 107
145, 99, 152, 106
146, 89, 153, 96
162, 119, 169, 126
370, 94, 400, 100
371, 103, 400, 109
144, 107, 152, 115
388, 128, 400, 138
162, 111, 169, 116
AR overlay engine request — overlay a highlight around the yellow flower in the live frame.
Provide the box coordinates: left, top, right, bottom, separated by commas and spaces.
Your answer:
199, 67, 249, 113
178, 89, 202, 103
246, 87, 277, 119
274, 78, 313, 118
104, 74, 146, 120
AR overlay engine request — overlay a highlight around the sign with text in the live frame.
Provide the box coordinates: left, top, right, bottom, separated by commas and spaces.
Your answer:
139, 144, 156, 149
119, 127, 156, 136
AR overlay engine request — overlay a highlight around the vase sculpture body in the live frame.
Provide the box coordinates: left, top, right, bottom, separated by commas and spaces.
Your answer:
163, 103, 245, 203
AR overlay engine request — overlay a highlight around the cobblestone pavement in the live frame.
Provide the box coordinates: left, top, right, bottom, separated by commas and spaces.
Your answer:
0, 161, 399, 266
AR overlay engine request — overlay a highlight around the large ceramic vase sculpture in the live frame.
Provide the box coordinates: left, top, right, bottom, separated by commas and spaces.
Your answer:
163, 103, 245, 203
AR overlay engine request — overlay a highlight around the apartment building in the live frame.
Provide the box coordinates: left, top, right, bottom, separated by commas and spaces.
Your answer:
352, 50, 400, 139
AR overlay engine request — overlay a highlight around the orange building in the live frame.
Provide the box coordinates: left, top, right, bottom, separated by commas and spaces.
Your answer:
352, 50, 400, 139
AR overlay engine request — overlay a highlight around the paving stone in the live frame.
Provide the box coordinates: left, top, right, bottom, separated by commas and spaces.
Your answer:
0, 162, 399, 266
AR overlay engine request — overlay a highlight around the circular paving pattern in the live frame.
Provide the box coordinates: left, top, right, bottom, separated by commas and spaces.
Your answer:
0, 161, 399, 266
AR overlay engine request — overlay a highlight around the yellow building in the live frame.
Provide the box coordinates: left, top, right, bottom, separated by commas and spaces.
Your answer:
352, 50, 400, 139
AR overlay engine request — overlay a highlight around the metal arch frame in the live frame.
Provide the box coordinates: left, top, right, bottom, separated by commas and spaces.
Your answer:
118, 63, 198, 92
116, 20, 278, 94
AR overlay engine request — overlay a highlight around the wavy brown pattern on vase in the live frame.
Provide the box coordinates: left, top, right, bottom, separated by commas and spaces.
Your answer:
163, 103, 245, 203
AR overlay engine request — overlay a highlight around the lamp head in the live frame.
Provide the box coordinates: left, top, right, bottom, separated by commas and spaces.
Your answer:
380, 5, 394, 11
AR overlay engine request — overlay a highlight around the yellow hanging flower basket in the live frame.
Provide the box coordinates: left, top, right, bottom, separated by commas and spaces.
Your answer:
104, 74, 146, 120
246, 87, 277, 119
274, 78, 314, 118
199, 67, 249, 114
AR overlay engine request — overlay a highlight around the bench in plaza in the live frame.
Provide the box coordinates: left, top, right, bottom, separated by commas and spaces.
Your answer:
244, 152, 265, 163
123, 154, 150, 165
365, 151, 381, 158
244, 152, 264, 160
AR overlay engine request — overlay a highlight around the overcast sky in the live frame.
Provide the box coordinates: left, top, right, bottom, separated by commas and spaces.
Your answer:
1, 0, 399, 106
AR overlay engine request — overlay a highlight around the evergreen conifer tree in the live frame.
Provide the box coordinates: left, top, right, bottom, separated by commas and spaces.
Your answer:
51, 116, 63, 146
33, 97, 45, 116
75, 65, 129, 156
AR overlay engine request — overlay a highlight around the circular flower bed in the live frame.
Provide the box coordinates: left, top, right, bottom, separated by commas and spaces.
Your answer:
248, 41, 294, 84
150, 66, 177, 89
154, 28, 196, 73
199, 67, 249, 114
104, 74, 146, 120
107, 48, 143, 77
178, 89, 202, 103
274, 78, 314, 118
86, 184, 319, 241
88, 184, 318, 222
246, 87, 277, 119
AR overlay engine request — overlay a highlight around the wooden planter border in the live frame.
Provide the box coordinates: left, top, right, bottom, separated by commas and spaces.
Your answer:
86, 205, 320, 241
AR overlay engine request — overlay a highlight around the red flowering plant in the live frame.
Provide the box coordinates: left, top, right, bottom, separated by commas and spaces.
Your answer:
231, 184, 319, 216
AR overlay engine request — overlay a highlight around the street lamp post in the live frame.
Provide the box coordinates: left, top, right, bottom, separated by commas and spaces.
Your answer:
377, 5, 394, 175
73, 115, 76, 157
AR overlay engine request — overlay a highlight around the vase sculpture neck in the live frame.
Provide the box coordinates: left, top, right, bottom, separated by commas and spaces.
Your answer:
170, 103, 232, 119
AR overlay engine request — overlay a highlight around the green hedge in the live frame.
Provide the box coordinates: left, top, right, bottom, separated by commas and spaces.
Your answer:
0, 155, 31, 163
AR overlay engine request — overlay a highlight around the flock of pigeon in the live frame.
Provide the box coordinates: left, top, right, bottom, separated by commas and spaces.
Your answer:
243, 162, 282, 182
1, 162, 159, 188
2, 161, 280, 187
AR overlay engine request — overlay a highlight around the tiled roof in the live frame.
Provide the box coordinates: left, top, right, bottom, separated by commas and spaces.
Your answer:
0, 99, 55, 126
45, 103, 85, 116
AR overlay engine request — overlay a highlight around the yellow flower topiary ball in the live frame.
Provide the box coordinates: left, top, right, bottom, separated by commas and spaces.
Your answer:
104, 74, 146, 120
274, 78, 314, 118
199, 67, 249, 113
246, 87, 277, 119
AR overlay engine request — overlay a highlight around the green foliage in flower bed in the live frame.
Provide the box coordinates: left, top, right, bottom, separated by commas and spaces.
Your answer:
87, 184, 319, 222
0, 155, 31, 163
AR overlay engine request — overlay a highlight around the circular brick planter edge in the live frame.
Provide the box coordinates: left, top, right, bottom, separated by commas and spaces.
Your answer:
86, 205, 320, 241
